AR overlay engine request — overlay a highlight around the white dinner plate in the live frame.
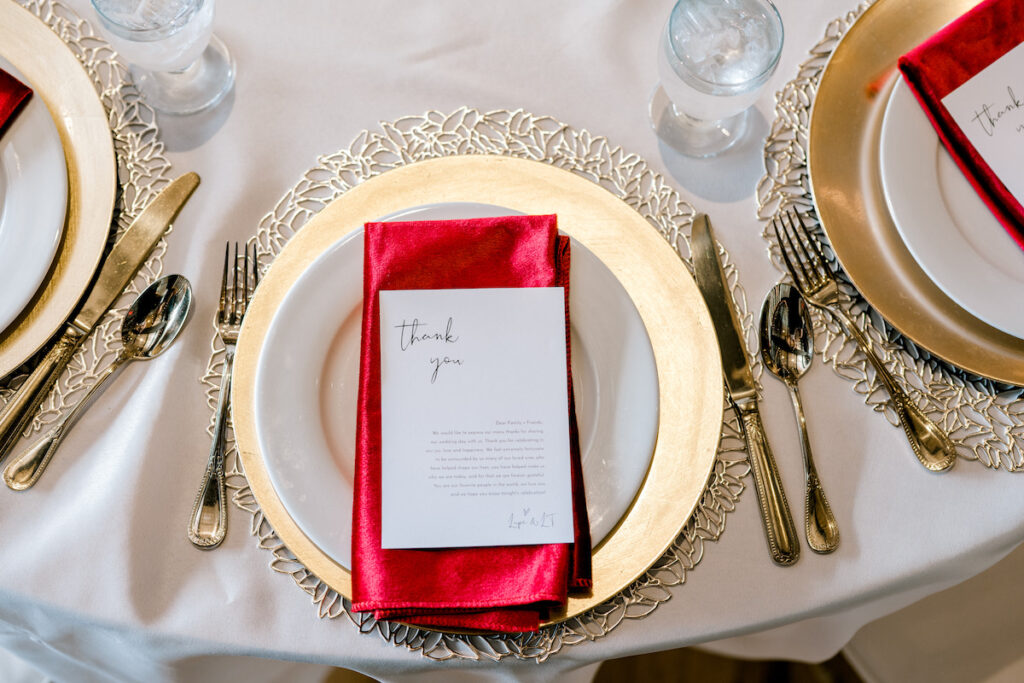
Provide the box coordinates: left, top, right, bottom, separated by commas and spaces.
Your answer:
0, 57, 68, 335
254, 203, 659, 568
879, 77, 1024, 339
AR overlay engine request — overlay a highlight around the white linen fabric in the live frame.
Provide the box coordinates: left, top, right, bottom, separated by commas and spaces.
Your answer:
843, 542, 1024, 683
0, 0, 1021, 680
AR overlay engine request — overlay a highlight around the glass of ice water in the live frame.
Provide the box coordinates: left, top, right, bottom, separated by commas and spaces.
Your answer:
650, 0, 783, 157
91, 0, 234, 115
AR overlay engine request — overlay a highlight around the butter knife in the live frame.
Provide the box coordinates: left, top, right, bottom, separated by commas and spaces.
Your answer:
690, 213, 800, 566
0, 172, 200, 465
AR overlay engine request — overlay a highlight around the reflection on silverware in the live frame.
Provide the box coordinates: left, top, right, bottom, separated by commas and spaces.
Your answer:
4, 275, 193, 491
188, 242, 257, 550
0, 172, 200, 467
760, 283, 839, 554
772, 208, 957, 473
691, 213, 800, 566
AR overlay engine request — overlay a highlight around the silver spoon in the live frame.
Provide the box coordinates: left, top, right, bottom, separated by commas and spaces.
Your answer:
4, 274, 193, 491
760, 282, 839, 554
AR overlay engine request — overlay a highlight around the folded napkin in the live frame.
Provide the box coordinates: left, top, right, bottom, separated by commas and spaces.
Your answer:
351, 214, 592, 633
898, 0, 1024, 247
0, 68, 32, 137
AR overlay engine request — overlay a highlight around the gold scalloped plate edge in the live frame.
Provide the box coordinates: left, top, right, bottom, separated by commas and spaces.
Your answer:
232, 155, 723, 627
0, 3, 117, 378
808, 0, 1024, 385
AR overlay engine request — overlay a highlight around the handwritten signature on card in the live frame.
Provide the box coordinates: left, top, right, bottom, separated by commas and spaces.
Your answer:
507, 508, 557, 530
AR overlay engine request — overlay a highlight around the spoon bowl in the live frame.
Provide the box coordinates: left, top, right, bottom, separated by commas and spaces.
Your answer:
121, 274, 193, 360
760, 282, 840, 555
761, 284, 813, 383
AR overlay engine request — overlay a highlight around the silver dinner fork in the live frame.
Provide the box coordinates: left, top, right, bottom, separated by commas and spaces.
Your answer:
188, 242, 258, 549
772, 208, 957, 473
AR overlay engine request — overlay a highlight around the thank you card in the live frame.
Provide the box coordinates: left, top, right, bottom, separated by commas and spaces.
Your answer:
378, 287, 575, 550
942, 41, 1024, 204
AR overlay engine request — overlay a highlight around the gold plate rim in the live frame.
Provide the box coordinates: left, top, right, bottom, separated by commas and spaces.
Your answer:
808, 0, 1024, 385
0, 2, 116, 378
232, 155, 724, 627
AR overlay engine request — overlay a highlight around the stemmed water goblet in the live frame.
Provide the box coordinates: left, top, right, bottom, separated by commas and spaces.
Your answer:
650, 0, 784, 157
91, 0, 235, 115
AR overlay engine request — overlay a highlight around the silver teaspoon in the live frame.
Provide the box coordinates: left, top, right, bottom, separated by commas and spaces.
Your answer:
759, 282, 839, 554
4, 275, 193, 491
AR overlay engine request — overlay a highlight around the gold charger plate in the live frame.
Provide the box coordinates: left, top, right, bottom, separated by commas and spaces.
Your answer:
232, 155, 724, 626
0, 2, 116, 379
808, 0, 1024, 385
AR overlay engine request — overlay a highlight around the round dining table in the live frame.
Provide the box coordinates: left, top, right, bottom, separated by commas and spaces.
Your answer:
1, 0, 1021, 681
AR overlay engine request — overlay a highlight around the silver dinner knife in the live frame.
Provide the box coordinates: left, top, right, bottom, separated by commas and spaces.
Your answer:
690, 213, 800, 566
0, 172, 200, 465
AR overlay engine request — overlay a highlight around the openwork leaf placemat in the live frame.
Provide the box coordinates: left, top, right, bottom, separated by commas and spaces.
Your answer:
201, 108, 759, 661
758, 1, 1024, 472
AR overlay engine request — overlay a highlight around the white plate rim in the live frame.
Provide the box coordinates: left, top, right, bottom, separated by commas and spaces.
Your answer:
253, 203, 660, 568
0, 57, 68, 335
880, 77, 1024, 339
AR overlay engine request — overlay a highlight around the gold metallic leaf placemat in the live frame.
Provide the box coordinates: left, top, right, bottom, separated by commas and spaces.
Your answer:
202, 108, 759, 661
231, 154, 724, 625
758, 0, 1024, 471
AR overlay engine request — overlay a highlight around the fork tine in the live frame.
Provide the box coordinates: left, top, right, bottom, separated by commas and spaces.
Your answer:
780, 210, 826, 289
243, 242, 252, 309
227, 243, 236, 323
782, 210, 827, 285
218, 242, 229, 321
773, 215, 811, 292
252, 242, 260, 289
791, 209, 832, 273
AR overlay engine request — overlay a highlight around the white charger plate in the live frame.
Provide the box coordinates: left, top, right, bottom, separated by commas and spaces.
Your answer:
880, 77, 1024, 339
254, 203, 659, 568
0, 57, 68, 336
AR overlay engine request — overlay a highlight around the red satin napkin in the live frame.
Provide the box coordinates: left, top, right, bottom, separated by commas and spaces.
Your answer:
898, 0, 1024, 247
0, 68, 32, 137
351, 214, 592, 633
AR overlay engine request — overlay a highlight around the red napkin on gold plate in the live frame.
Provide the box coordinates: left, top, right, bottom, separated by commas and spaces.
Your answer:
898, 0, 1024, 247
0, 68, 32, 137
351, 214, 592, 633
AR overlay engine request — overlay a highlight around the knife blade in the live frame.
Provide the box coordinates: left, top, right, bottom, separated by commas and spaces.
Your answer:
0, 172, 200, 465
690, 213, 800, 566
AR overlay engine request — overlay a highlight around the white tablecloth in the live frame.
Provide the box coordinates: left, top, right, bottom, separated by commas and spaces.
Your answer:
844, 541, 1024, 683
2, 0, 1022, 681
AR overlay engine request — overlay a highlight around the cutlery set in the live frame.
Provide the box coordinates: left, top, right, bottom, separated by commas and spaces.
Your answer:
0, 170, 250, 544
693, 209, 957, 566
0, 173, 199, 490
0, 164, 257, 551
0, 167, 954, 566
0, 173, 199, 466
0, 187, 957, 566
